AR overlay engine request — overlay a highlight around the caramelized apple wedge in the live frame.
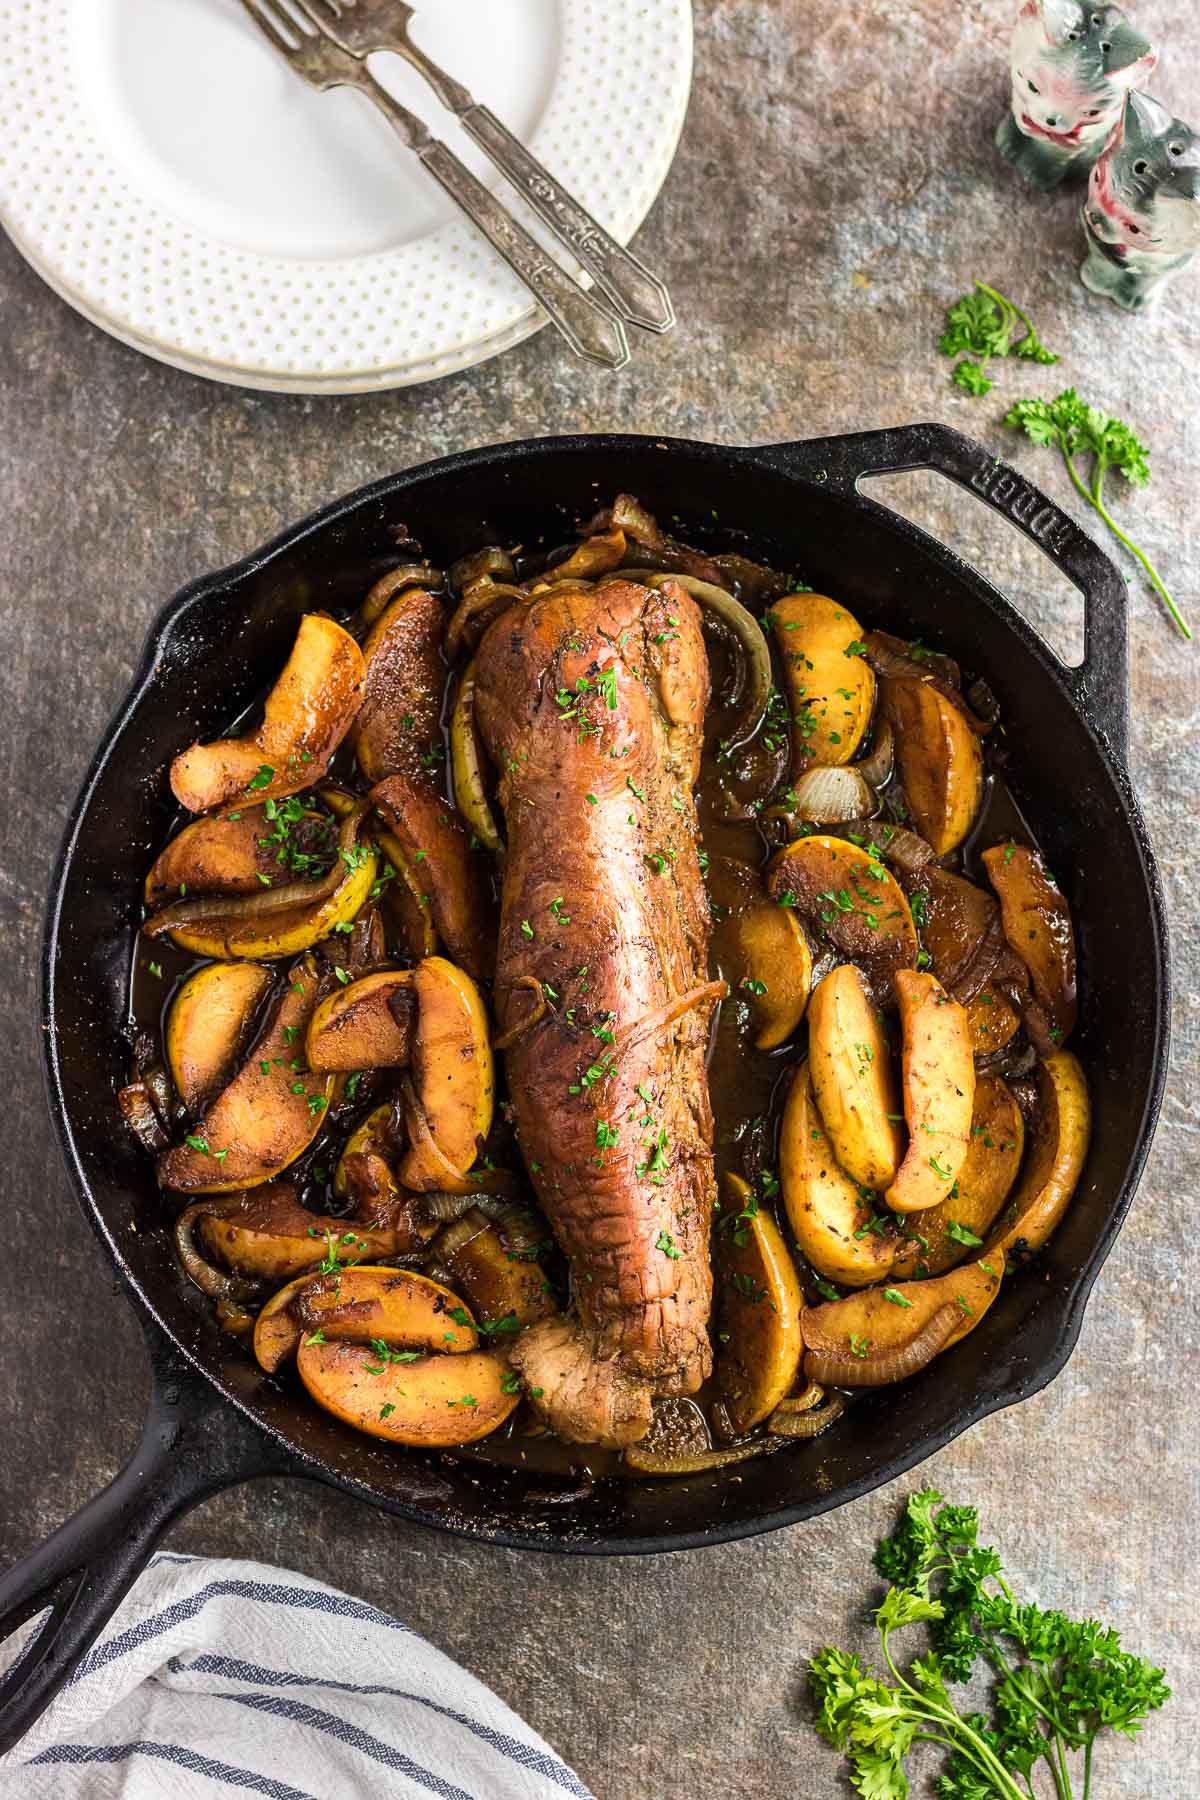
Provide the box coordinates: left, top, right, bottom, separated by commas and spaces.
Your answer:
352, 588, 446, 785
144, 804, 377, 962
986, 1052, 1090, 1258
436, 1208, 558, 1332
715, 1174, 805, 1435
780, 1063, 901, 1288
891, 1075, 1025, 1278
766, 835, 917, 1002
886, 969, 975, 1214
370, 775, 496, 984
728, 898, 813, 1050
768, 592, 875, 770
145, 804, 335, 908
807, 963, 904, 1190
254, 1265, 477, 1375
398, 957, 495, 1189
965, 987, 1021, 1056
170, 615, 365, 813
801, 1251, 1006, 1386
982, 844, 1077, 1053
881, 676, 984, 856
166, 961, 273, 1113
197, 1185, 409, 1286
305, 971, 415, 1072
298, 1340, 518, 1446
157, 956, 333, 1193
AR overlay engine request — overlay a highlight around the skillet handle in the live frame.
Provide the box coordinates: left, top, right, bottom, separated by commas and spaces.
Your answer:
0, 1312, 294, 1755
754, 422, 1130, 760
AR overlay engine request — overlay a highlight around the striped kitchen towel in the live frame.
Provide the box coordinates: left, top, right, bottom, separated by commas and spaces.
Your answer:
0, 1553, 594, 1799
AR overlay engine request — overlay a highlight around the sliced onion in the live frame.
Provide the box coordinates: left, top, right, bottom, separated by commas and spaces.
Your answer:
544, 529, 627, 582
429, 1209, 493, 1263
419, 1191, 511, 1223
449, 546, 514, 596
803, 1302, 962, 1388
174, 1201, 263, 1303
400, 1074, 522, 1198
855, 718, 895, 789
613, 980, 728, 1061
770, 1381, 827, 1415
117, 1082, 170, 1154
144, 802, 369, 940
494, 975, 549, 1049
585, 493, 664, 546
623, 1439, 777, 1476
445, 578, 526, 663
621, 569, 771, 750
360, 565, 444, 628
449, 661, 504, 853
790, 765, 875, 824
768, 1394, 846, 1437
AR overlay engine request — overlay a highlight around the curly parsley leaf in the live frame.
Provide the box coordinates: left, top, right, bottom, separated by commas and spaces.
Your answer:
809, 1488, 1169, 1797
1005, 389, 1188, 640
939, 281, 1058, 396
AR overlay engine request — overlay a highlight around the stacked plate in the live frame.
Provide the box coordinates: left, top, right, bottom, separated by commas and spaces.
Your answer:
0, 0, 693, 391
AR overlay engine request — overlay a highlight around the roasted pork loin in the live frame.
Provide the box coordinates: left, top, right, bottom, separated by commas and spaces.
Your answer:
474, 578, 721, 1446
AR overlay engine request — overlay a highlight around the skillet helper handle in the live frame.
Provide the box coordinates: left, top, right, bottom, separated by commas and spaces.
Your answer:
0, 1317, 291, 1755
758, 422, 1130, 760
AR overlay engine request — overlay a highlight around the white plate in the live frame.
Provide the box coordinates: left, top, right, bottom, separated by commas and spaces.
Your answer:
0, 0, 692, 392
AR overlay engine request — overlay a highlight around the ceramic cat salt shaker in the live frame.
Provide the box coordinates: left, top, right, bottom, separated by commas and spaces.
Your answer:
1081, 93, 1200, 310
997, 0, 1157, 192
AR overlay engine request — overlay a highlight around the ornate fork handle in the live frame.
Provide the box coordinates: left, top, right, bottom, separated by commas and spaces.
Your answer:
458, 107, 674, 333
352, 72, 630, 370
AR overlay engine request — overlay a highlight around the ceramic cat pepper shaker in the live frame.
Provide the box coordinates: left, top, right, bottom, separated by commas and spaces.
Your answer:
1081, 94, 1200, 310
997, 0, 1157, 192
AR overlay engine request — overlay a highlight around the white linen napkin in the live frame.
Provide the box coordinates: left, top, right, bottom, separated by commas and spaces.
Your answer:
0, 1553, 594, 1799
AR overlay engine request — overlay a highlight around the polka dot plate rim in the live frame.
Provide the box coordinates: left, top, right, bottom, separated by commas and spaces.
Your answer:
0, 0, 693, 393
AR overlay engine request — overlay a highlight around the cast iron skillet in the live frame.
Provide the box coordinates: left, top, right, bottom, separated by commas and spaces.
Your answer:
0, 425, 1170, 1751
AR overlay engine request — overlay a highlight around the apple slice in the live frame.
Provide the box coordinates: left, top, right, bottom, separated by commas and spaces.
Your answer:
780, 1063, 901, 1288
807, 963, 904, 1190
885, 969, 975, 1214
986, 1052, 1090, 1258
714, 1174, 805, 1434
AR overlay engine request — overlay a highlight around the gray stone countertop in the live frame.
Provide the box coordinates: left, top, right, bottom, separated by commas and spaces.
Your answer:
1, 2, 1196, 1792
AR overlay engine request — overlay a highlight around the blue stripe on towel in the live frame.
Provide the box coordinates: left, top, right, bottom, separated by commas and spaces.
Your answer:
30, 1739, 318, 1798
207, 1691, 477, 1800
171, 1653, 593, 1798
70, 1577, 416, 1686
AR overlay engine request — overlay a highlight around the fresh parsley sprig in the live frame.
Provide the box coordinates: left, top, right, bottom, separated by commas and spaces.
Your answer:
809, 1489, 1169, 1798
940, 282, 1059, 396
1005, 389, 1190, 641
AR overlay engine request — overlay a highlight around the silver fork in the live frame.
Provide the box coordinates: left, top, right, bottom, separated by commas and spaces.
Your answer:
235, 0, 630, 370
299, 0, 675, 334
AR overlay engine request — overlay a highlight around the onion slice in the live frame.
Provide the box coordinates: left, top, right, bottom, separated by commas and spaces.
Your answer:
449, 661, 504, 853
855, 718, 895, 789
620, 569, 771, 750
174, 1201, 263, 1303
803, 1302, 962, 1388
360, 565, 444, 628
767, 1394, 847, 1437
623, 1439, 777, 1477
449, 546, 514, 595
143, 801, 369, 940
790, 765, 875, 824
445, 579, 526, 664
